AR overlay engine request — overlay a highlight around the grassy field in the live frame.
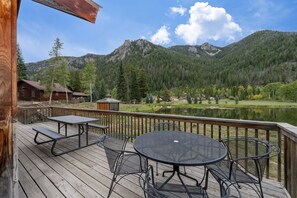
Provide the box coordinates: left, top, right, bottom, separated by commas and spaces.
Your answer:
62, 99, 297, 113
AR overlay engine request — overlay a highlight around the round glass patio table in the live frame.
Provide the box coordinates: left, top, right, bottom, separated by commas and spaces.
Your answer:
134, 131, 227, 166
133, 131, 227, 197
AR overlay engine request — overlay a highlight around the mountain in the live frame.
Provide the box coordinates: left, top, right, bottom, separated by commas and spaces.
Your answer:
26, 30, 297, 92
169, 42, 221, 57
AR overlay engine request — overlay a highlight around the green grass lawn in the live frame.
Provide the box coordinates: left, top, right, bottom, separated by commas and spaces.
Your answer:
61, 99, 297, 113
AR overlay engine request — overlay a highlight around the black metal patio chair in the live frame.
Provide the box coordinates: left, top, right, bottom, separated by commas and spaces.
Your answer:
152, 122, 187, 176
97, 133, 148, 198
205, 136, 280, 198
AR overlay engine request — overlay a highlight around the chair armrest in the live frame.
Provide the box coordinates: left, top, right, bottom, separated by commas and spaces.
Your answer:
96, 134, 107, 148
120, 150, 148, 171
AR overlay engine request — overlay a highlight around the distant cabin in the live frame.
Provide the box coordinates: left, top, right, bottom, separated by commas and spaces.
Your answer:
18, 79, 73, 101
96, 96, 120, 111
72, 92, 88, 103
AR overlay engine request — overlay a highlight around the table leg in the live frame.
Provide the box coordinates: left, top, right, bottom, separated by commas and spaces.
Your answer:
86, 123, 89, 145
58, 123, 60, 133
157, 165, 204, 198
78, 125, 81, 147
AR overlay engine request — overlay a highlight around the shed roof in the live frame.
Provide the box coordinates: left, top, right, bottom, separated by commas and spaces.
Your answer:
73, 92, 88, 97
19, 79, 73, 93
96, 98, 120, 103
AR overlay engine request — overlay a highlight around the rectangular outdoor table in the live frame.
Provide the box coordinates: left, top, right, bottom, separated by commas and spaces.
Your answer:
47, 115, 98, 155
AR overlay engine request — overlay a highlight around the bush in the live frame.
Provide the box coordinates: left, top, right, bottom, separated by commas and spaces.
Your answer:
251, 94, 264, 100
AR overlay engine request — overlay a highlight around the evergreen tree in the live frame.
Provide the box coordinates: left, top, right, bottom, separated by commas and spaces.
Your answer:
98, 81, 107, 99
161, 86, 171, 102
130, 72, 141, 102
40, 38, 64, 105
186, 95, 192, 104
17, 44, 27, 80
69, 71, 82, 91
116, 63, 127, 102
81, 60, 97, 102
138, 69, 148, 98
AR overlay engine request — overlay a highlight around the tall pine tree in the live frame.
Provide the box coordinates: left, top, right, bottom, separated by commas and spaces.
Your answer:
116, 63, 127, 102
40, 38, 64, 105
17, 44, 27, 80
130, 72, 140, 102
138, 69, 148, 98
98, 81, 107, 99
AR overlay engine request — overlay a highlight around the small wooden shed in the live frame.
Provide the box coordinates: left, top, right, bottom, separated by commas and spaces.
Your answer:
96, 96, 120, 111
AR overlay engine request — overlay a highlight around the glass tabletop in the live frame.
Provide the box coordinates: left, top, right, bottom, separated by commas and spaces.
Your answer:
134, 131, 227, 166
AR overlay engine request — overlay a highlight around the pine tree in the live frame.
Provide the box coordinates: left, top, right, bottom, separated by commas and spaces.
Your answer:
130, 72, 140, 102
17, 44, 27, 80
138, 69, 148, 98
116, 63, 127, 102
69, 71, 82, 91
98, 81, 107, 99
40, 38, 64, 105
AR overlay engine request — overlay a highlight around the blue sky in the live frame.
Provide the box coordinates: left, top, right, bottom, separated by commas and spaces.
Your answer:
18, 0, 297, 63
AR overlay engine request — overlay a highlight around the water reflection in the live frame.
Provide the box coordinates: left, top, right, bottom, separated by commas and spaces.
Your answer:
157, 107, 297, 126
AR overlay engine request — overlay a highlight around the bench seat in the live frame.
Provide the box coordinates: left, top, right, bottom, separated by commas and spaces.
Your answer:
33, 127, 64, 139
88, 123, 109, 132
33, 127, 65, 156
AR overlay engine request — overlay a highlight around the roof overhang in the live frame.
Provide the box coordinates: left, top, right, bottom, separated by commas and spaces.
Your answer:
32, 0, 100, 23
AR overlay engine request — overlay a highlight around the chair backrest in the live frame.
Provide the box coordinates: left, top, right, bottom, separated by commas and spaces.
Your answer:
153, 122, 181, 131
221, 137, 279, 180
139, 165, 170, 198
97, 134, 130, 173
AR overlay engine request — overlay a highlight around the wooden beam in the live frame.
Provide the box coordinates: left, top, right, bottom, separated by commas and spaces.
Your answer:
32, 0, 100, 23
0, 0, 18, 196
0, 0, 18, 118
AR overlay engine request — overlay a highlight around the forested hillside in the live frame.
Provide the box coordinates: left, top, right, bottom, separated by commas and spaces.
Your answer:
26, 30, 297, 99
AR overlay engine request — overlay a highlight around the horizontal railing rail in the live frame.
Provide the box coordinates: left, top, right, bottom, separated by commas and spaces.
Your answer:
17, 106, 297, 197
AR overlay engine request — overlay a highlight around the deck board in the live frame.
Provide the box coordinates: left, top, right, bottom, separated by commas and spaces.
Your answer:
16, 121, 290, 198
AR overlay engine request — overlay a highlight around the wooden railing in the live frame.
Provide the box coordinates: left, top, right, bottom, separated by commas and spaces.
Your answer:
17, 106, 297, 197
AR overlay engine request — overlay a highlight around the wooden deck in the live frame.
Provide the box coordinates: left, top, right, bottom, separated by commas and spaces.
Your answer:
16, 121, 290, 198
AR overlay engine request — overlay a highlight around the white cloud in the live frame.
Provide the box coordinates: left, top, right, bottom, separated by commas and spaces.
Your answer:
175, 2, 241, 45
150, 26, 171, 45
170, 6, 187, 16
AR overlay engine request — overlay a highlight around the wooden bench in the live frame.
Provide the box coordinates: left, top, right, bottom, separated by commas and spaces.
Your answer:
33, 127, 65, 156
88, 123, 109, 133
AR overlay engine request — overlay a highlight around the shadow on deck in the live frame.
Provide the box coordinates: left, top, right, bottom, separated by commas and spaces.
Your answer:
16, 121, 289, 198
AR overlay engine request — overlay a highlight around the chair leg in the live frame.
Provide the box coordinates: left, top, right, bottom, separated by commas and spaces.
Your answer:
183, 166, 187, 175
107, 173, 117, 198
156, 162, 159, 176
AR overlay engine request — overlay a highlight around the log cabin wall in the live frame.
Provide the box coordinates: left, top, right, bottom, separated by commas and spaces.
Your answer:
17, 81, 73, 101
0, 0, 19, 197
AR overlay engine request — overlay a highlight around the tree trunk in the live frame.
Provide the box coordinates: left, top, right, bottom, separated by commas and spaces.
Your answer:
90, 82, 92, 102
49, 79, 54, 105
65, 85, 68, 104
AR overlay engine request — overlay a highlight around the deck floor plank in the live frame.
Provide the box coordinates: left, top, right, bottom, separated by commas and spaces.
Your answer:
16, 121, 290, 198
17, 126, 104, 198
17, 137, 84, 198
18, 162, 46, 198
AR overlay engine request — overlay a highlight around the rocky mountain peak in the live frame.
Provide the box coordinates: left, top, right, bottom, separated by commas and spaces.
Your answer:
108, 39, 154, 62
200, 42, 221, 56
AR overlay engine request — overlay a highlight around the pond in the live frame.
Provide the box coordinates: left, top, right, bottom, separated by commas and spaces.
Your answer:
156, 107, 297, 126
